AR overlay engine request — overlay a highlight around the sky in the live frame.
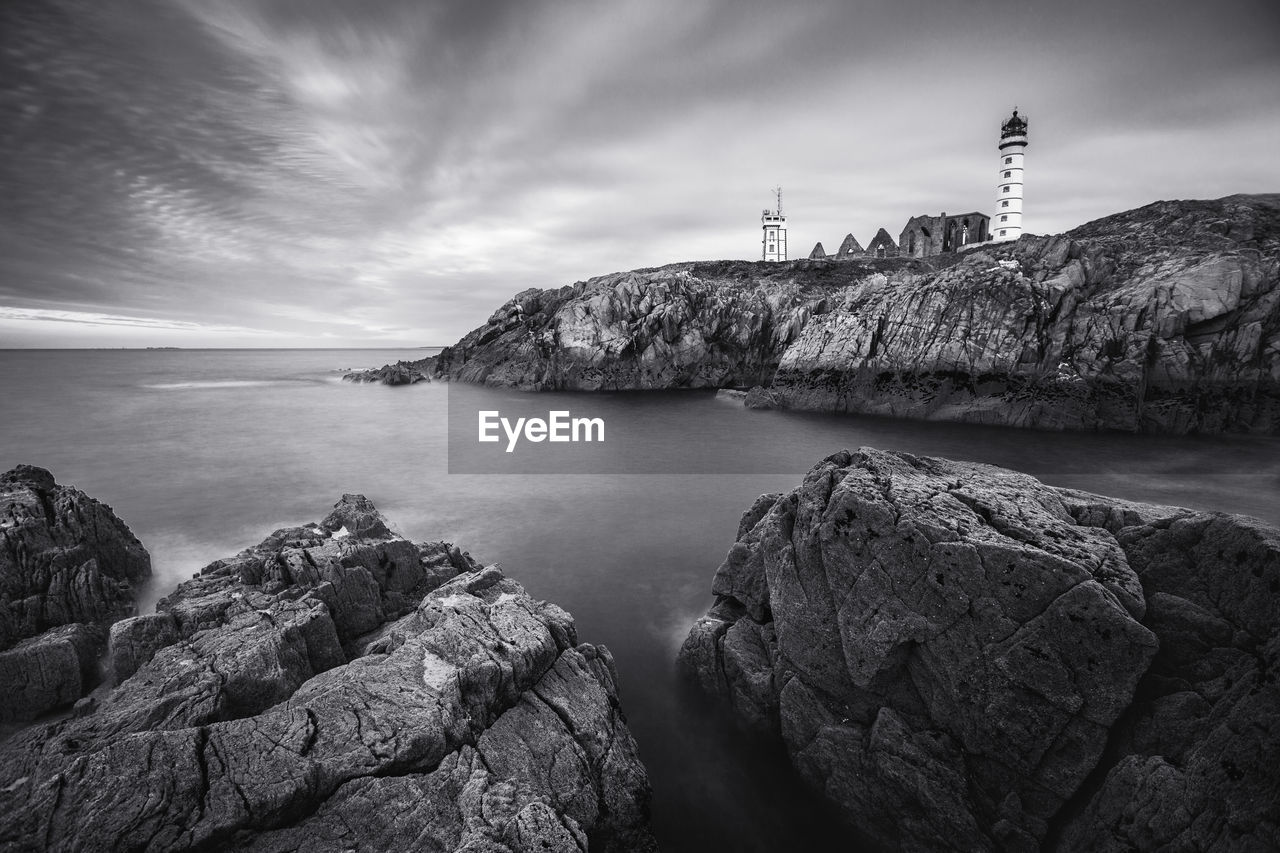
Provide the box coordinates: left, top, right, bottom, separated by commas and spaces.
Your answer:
2, 0, 1278, 348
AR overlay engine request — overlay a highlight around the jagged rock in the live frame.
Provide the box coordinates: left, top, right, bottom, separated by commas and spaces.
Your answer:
428, 265, 855, 391
156, 493, 456, 649
0, 495, 654, 852
342, 360, 430, 385
677, 449, 1149, 849
397, 195, 1280, 434
0, 623, 104, 723
0, 465, 150, 720
1, 465, 151, 650
106, 613, 178, 685
679, 448, 1280, 851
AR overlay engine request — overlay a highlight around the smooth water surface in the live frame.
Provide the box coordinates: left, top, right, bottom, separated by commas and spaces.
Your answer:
2, 349, 1278, 851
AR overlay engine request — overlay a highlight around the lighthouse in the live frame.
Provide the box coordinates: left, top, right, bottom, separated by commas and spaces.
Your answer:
993, 108, 1028, 242
761, 187, 787, 261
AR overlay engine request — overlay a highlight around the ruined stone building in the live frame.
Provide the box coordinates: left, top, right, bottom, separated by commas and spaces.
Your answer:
899, 212, 990, 257
809, 234, 867, 260
807, 228, 898, 259
797, 108, 1028, 262
835, 233, 864, 257
865, 228, 899, 258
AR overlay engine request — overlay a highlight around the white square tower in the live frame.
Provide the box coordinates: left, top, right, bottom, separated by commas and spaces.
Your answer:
761, 187, 787, 261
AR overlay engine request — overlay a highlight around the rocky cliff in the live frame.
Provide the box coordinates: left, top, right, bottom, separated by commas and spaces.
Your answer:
380, 194, 1280, 433
0, 465, 151, 723
678, 448, 1280, 852
427, 260, 853, 391
0, 493, 655, 852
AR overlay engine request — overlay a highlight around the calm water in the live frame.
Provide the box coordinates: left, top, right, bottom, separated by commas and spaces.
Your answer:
2, 348, 1278, 851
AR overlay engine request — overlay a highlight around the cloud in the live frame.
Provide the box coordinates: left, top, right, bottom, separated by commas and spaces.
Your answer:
2, 0, 1278, 347
0, 306, 271, 334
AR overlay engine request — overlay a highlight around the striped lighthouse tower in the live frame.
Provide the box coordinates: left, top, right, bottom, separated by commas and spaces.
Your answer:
993, 108, 1028, 242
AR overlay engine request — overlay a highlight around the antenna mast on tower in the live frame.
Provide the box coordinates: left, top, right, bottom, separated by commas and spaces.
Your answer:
761, 187, 788, 262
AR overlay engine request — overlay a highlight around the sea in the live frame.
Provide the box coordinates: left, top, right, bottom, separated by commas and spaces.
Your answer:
2, 348, 1278, 851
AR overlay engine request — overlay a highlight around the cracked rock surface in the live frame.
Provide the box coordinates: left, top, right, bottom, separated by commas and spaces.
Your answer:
679, 448, 1280, 852
0, 465, 151, 723
385, 194, 1280, 434
0, 494, 655, 852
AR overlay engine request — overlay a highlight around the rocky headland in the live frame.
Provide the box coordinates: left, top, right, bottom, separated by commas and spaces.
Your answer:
0, 473, 654, 852
358, 194, 1280, 434
678, 447, 1280, 852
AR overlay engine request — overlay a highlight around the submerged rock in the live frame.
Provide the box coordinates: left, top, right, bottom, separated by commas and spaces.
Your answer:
679, 448, 1280, 852
0, 465, 151, 721
409, 195, 1280, 433
743, 385, 782, 409
0, 495, 655, 852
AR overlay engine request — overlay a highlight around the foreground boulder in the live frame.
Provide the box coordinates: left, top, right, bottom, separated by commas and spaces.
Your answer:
0, 465, 151, 722
0, 495, 655, 852
679, 448, 1280, 852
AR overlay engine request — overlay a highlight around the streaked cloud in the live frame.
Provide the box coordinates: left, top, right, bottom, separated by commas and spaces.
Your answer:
1, 0, 1278, 347
0, 307, 269, 332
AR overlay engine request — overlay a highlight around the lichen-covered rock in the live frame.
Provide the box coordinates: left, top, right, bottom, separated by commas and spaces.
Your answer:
0, 494, 654, 852
680, 448, 1280, 851
402, 195, 1280, 433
